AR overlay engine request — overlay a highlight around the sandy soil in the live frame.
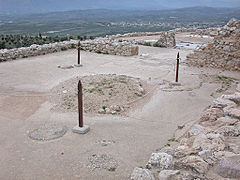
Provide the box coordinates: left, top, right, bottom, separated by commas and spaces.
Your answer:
0, 33, 239, 180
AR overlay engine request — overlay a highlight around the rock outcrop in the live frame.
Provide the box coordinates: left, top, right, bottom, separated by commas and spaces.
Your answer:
131, 167, 155, 180
131, 85, 240, 179
187, 18, 240, 71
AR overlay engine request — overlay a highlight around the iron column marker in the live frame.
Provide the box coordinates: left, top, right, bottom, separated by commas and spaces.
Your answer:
171, 52, 181, 86
78, 80, 83, 127
175, 52, 180, 83
74, 41, 83, 67
78, 41, 81, 65
72, 80, 90, 134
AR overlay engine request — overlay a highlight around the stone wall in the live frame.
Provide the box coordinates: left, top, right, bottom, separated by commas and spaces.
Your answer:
131, 84, 240, 180
134, 31, 176, 48
174, 27, 218, 36
80, 38, 138, 56
113, 31, 176, 48
187, 18, 240, 71
106, 32, 168, 39
0, 38, 139, 62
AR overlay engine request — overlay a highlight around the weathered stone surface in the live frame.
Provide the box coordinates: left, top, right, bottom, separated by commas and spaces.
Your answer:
199, 108, 224, 126
224, 107, 240, 119
228, 143, 240, 154
192, 133, 225, 151
175, 156, 208, 174
213, 97, 236, 109
236, 122, 240, 128
223, 92, 240, 104
198, 150, 213, 160
201, 153, 216, 166
178, 172, 199, 180
147, 153, 173, 170
158, 170, 180, 180
188, 124, 205, 136
214, 151, 237, 160
215, 116, 239, 127
131, 167, 155, 180
159, 147, 175, 157
215, 155, 240, 179
179, 138, 189, 146
237, 84, 240, 92
215, 125, 240, 136
174, 145, 199, 159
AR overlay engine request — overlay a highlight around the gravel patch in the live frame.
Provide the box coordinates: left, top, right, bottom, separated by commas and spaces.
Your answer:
88, 154, 118, 171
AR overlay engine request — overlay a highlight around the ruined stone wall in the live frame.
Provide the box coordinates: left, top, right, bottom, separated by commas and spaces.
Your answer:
187, 18, 240, 71
80, 38, 138, 56
134, 31, 176, 48
114, 31, 176, 48
174, 27, 218, 36
106, 32, 167, 39
0, 38, 138, 62
131, 84, 240, 180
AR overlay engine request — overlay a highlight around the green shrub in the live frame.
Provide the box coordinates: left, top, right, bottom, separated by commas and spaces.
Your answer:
145, 42, 152, 46
61, 47, 68, 51
95, 50, 102, 54
103, 50, 109, 54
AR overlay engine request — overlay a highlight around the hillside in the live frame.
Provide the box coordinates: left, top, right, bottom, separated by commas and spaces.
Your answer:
0, 7, 240, 37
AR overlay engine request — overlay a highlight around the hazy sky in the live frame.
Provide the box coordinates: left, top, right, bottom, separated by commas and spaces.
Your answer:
0, 0, 240, 14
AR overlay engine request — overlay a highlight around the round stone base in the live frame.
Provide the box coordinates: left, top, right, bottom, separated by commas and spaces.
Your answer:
28, 124, 67, 141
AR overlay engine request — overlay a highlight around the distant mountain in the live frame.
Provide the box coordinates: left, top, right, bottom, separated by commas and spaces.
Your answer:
2, 7, 240, 22
0, 0, 239, 14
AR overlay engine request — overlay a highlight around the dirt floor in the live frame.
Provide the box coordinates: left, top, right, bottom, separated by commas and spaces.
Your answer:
0, 33, 239, 180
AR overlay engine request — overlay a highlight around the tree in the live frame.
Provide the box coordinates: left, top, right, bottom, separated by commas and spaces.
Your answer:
0, 42, 5, 49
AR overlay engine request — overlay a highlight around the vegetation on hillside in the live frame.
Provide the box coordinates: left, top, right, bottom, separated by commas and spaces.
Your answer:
0, 7, 239, 49
0, 34, 94, 49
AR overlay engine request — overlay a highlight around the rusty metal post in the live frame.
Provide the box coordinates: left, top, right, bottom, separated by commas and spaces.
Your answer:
72, 79, 90, 134
78, 80, 83, 127
175, 52, 180, 82
78, 41, 81, 65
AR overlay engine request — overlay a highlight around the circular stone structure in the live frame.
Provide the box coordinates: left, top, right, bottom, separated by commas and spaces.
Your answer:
50, 74, 150, 114
28, 124, 67, 141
